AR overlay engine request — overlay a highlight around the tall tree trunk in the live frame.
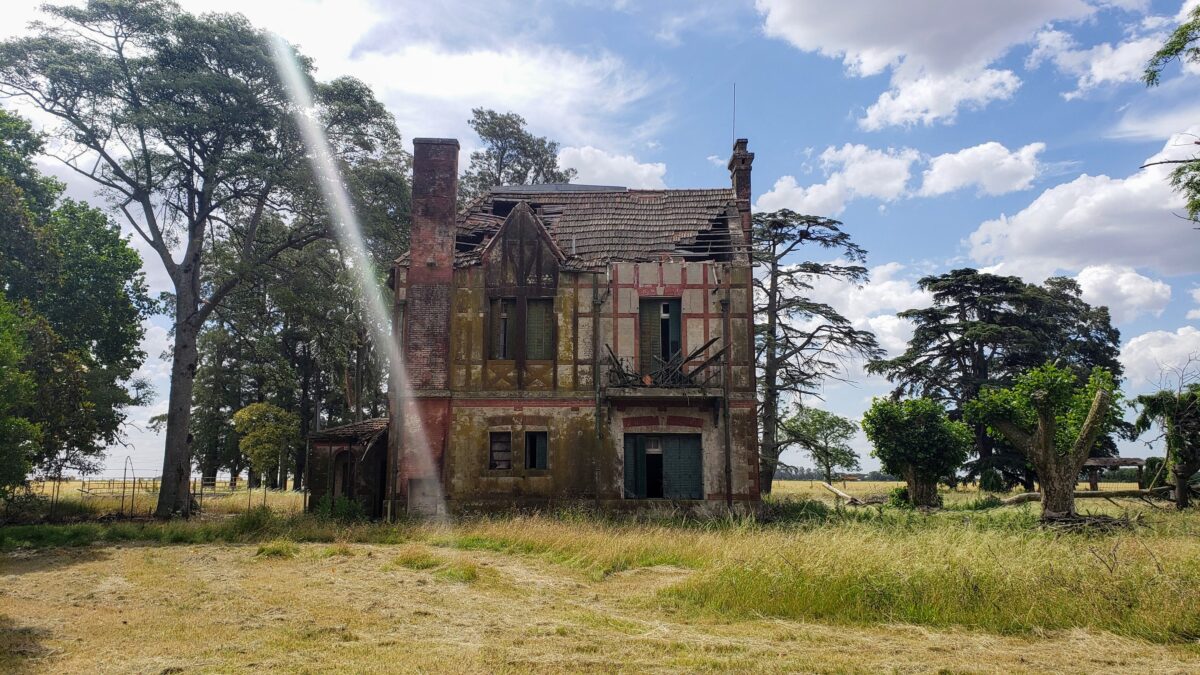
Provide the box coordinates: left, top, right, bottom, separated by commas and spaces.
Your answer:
759, 253, 781, 495
1175, 470, 1191, 510
1038, 465, 1078, 519
155, 314, 201, 518
903, 468, 939, 507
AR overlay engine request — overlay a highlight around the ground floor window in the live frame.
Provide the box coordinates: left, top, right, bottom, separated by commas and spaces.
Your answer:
525, 431, 548, 470
623, 434, 702, 499
489, 431, 513, 470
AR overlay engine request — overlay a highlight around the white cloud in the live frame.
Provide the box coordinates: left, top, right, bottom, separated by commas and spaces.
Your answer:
755, 144, 919, 215
804, 262, 934, 354
755, 0, 1094, 128
1120, 326, 1200, 388
1027, 28, 1164, 99
1109, 75, 1200, 140
1075, 265, 1172, 323
1187, 287, 1200, 319
557, 146, 667, 188
706, 154, 724, 167
920, 142, 1045, 196
860, 68, 1022, 130
968, 129, 1200, 280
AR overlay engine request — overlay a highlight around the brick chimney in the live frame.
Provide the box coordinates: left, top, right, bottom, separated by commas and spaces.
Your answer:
406, 137, 459, 390
728, 138, 753, 241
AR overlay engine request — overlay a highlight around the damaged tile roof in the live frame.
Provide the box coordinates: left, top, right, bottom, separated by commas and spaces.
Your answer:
308, 418, 388, 442
398, 185, 747, 270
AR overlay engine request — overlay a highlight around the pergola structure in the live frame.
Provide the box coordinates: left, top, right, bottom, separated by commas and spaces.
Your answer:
1083, 457, 1146, 490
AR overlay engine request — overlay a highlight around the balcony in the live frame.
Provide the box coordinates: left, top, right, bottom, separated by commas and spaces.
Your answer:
602, 337, 725, 400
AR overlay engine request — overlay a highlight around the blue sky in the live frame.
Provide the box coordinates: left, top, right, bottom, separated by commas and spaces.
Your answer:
6, 0, 1200, 474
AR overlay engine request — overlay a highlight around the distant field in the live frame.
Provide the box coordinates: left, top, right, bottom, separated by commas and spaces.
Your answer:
774, 479, 1145, 506
3, 488, 1200, 672
23, 479, 305, 519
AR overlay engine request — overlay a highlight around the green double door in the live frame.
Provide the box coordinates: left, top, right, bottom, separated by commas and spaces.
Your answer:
623, 434, 703, 500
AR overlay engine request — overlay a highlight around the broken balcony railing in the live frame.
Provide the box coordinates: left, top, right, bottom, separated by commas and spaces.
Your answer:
604, 336, 726, 389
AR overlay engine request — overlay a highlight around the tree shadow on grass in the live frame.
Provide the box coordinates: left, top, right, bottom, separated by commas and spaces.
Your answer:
0, 614, 53, 672
0, 546, 111, 577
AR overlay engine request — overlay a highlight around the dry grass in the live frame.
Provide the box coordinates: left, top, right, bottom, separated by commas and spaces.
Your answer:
3, 486, 1200, 672
0, 538, 1197, 673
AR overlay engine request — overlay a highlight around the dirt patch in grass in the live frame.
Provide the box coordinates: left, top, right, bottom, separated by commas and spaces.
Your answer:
2, 541, 1200, 673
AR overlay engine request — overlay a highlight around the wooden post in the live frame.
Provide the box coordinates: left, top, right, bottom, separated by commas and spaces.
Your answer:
1088, 466, 1099, 491
1137, 465, 1145, 490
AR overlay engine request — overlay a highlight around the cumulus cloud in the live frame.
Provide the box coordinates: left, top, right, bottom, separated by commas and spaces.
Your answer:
860, 68, 1022, 130
1120, 326, 1200, 388
920, 142, 1045, 196
755, 144, 919, 215
755, 0, 1094, 128
1075, 265, 1172, 323
967, 129, 1200, 280
803, 262, 934, 354
1026, 28, 1165, 99
1187, 288, 1200, 320
557, 146, 667, 188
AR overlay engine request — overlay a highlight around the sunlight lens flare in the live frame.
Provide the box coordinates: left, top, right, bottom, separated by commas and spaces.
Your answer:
269, 36, 446, 519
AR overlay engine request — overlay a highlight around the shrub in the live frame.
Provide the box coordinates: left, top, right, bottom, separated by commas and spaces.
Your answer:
256, 539, 299, 558
979, 469, 1006, 493
313, 495, 366, 522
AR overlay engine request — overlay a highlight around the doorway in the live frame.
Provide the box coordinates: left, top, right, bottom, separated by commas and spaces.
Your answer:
623, 434, 702, 499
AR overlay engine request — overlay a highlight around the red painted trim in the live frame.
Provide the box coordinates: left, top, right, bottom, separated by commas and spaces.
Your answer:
665, 415, 704, 428
622, 415, 660, 429
451, 398, 595, 408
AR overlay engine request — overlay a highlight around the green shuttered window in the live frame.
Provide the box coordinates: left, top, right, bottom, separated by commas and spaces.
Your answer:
526, 299, 554, 360
623, 434, 702, 499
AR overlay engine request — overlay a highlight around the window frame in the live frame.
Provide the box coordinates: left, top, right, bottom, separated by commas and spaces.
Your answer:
488, 431, 513, 471
524, 430, 549, 471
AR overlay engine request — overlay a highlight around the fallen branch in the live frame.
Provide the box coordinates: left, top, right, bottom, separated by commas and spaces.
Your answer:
1001, 486, 1171, 506
820, 482, 863, 505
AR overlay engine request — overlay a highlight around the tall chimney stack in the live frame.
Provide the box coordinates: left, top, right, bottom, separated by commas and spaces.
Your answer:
406, 137, 459, 390
728, 138, 753, 241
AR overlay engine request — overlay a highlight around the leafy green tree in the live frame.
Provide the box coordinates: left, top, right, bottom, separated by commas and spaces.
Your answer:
781, 407, 860, 484
458, 108, 577, 202
1144, 4, 1200, 223
862, 398, 971, 507
0, 1, 401, 516
0, 108, 153, 477
753, 210, 882, 494
966, 364, 1118, 520
1133, 363, 1200, 509
232, 402, 299, 485
868, 269, 1123, 487
0, 294, 39, 498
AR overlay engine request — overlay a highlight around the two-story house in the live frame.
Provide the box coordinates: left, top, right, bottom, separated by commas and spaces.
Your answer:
307, 138, 759, 517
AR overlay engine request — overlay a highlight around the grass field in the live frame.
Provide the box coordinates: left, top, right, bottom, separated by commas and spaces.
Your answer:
3, 481, 1200, 673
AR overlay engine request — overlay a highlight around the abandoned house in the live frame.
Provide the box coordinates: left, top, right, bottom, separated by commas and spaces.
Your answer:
307, 138, 760, 517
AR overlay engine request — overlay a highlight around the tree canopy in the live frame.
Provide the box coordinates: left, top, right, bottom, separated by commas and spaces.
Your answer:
780, 407, 860, 484
1143, 4, 1200, 223
862, 397, 971, 507
458, 108, 577, 202
753, 209, 882, 494
232, 402, 299, 479
966, 364, 1118, 519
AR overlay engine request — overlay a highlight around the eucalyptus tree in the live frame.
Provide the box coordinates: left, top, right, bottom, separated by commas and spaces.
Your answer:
0, 1, 404, 516
752, 210, 882, 494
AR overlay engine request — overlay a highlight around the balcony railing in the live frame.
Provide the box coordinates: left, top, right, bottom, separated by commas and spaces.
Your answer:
604, 336, 725, 390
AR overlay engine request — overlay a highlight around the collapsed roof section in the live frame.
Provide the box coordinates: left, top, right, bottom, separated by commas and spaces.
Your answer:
397, 184, 749, 271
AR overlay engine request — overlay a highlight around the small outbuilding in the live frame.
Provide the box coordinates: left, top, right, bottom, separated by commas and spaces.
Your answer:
306, 418, 389, 518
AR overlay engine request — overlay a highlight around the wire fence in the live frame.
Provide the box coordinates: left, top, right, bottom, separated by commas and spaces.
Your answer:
22, 475, 307, 520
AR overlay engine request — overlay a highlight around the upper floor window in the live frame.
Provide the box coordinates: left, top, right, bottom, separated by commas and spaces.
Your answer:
639, 298, 681, 371
526, 299, 554, 360
490, 298, 516, 359
489, 297, 554, 361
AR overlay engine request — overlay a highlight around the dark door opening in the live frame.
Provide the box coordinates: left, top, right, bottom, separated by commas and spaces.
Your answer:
624, 433, 702, 499
645, 452, 664, 498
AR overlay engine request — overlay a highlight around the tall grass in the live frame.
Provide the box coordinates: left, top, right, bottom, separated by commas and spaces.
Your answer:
4, 502, 1200, 642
